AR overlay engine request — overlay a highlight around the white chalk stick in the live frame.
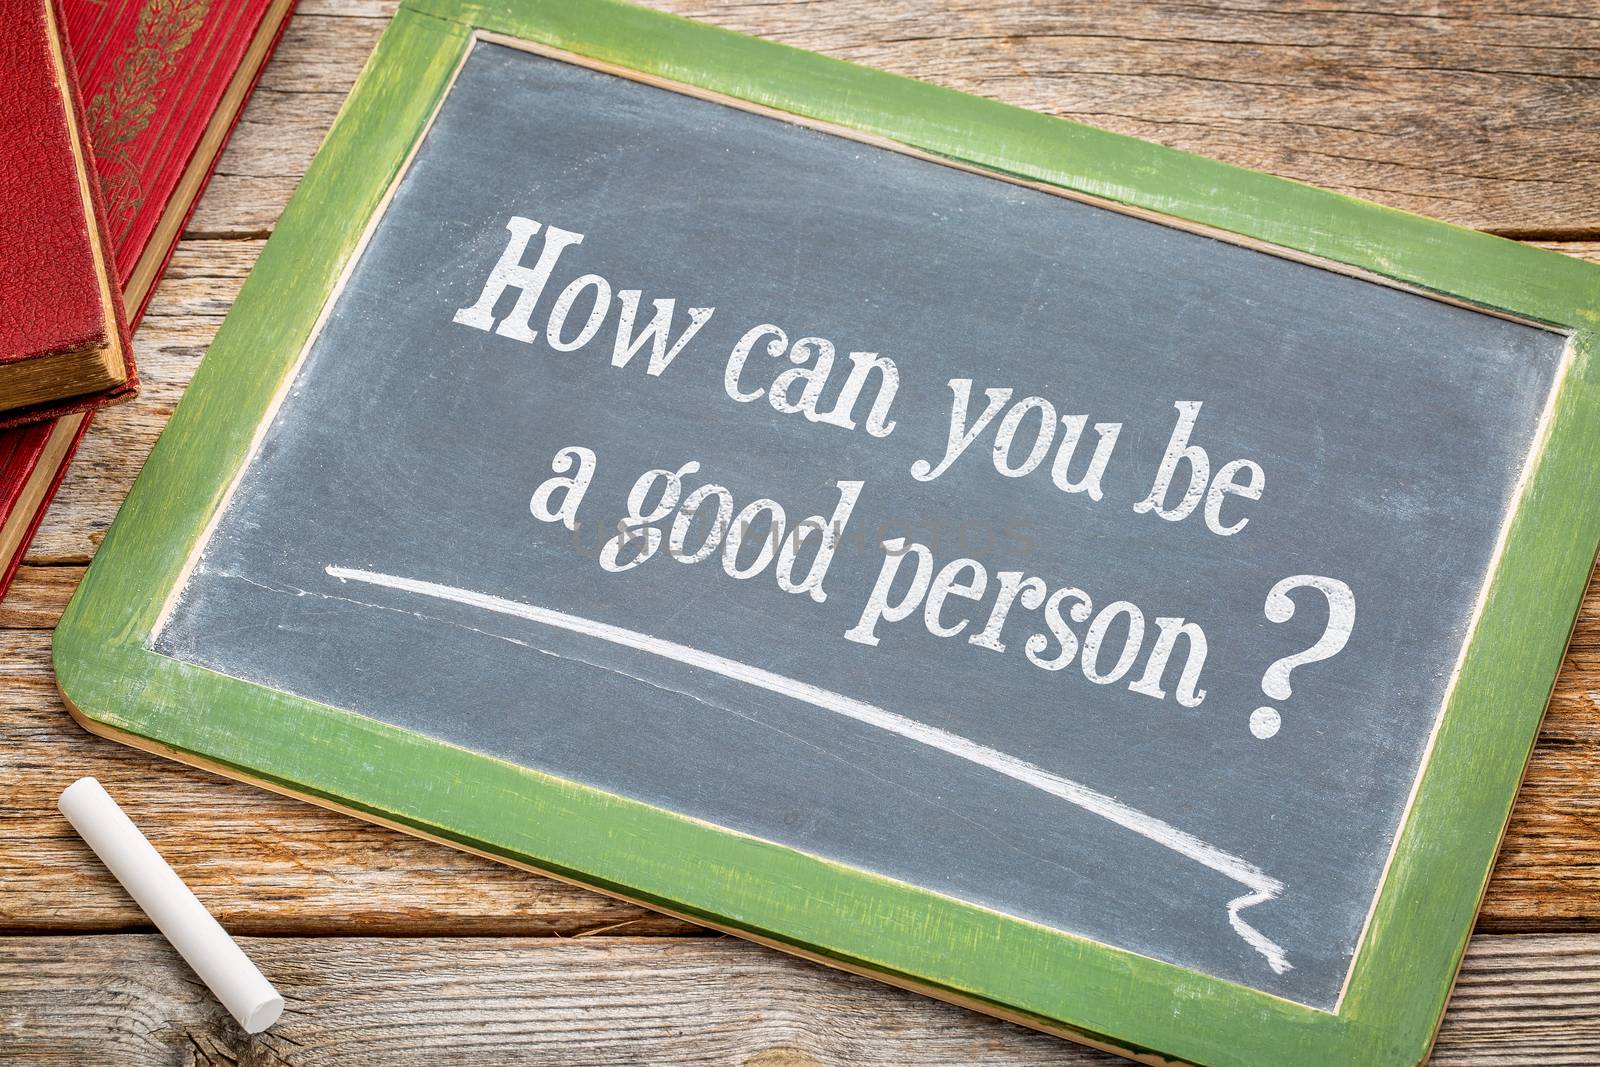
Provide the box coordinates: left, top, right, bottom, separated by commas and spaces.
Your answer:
58, 777, 283, 1034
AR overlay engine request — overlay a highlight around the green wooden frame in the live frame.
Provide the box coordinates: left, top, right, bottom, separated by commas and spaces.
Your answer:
54, 2, 1600, 1063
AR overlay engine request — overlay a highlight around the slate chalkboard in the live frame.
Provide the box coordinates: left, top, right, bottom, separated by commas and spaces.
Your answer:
152, 40, 1567, 1009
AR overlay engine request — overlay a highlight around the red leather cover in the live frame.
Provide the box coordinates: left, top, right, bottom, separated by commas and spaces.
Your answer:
68, 0, 292, 323
0, 0, 294, 601
0, 0, 126, 373
0, 416, 91, 596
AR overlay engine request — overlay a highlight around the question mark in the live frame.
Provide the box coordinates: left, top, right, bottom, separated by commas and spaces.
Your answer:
1250, 575, 1356, 740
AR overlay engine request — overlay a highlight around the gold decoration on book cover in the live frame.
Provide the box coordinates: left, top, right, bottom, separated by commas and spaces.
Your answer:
84, 0, 213, 227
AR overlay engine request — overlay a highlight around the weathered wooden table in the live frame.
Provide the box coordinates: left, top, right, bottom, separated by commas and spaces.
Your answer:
4, 3, 1598, 1063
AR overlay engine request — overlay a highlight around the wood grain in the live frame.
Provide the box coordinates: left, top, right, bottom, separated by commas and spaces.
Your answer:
6, 3, 1599, 1062
0, 692, 691, 937
181, 1, 1600, 241
2, 933, 1596, 1065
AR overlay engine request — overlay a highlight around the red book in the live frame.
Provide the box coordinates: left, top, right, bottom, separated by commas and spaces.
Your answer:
0, 0, 134, 428
70, 0, 298, 322
0, 0, 297, 599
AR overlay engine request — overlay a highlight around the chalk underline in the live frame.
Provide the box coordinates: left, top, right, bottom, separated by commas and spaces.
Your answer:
324, 563, 1291, 974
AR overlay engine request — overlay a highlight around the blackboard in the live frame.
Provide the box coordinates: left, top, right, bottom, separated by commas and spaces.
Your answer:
57, 5, 1600, 1061
150, 40, 1563, 1008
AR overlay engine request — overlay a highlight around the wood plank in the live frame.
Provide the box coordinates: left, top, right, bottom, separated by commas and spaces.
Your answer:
2, 562, 1596, 934
185, 1, 1600, 241
1, 932, 1594, 1065
0, 658, 692, 937
0, 565, 83, 628
1484, 564, 1600, 930
1531, 242, 1600, 262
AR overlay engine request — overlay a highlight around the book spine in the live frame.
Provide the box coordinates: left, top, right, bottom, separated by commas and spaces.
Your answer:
0, 417, 91, 596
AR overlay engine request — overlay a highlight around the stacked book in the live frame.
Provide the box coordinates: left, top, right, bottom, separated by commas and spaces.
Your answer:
0, 0, 295, 599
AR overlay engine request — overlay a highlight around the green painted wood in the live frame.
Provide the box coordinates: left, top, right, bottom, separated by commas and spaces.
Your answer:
52, 2, 1600, 1064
